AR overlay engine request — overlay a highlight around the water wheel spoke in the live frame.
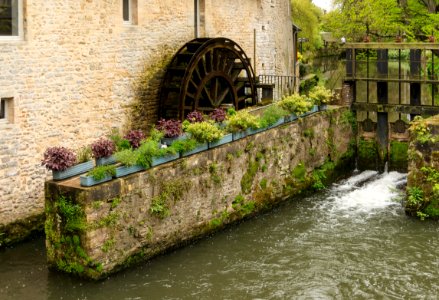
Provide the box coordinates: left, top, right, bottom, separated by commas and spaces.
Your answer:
205, 50, 213, 73
203, 86, 213, 105
218, 86, 231, 104
210, 77, 219, 104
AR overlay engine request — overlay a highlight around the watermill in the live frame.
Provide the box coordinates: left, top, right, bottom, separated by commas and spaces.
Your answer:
159, 37, 257, 120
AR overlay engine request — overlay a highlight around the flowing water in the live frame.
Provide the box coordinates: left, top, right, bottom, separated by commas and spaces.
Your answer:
1, 171, 438, 300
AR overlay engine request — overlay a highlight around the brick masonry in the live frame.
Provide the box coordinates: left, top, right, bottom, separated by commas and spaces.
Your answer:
0, 0, 295, 243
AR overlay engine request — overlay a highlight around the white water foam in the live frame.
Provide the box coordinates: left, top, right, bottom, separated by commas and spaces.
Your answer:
326, 171, 407, 216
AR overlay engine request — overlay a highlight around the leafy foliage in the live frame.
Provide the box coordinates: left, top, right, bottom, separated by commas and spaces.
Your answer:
259, 105, 289, 128
156, 119, 183, 138
209, 108, 227, 123
124, 130, 145, 149
291, 0, 323, 52
91, 138, 116, 159
225, 110, 260, 132
277, 94, 313, 115
186, 111, 204, 123
114, 149, 141, 167
87, 165, 116, 181
76, 146, 92, 163
308, 86, 333, 105
185, 121, 224, 143
42, 147, 77, 171
109, 129, 131, 151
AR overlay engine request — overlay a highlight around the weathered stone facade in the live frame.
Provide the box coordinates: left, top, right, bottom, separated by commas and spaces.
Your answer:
0, 0, 295, 244
45, 107, 355, 279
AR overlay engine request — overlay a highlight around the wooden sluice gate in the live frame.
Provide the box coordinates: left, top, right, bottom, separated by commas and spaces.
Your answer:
343, 43, 439, 171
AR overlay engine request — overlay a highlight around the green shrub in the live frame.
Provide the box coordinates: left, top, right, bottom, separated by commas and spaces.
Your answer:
87, 165, 116, 180
259, 105, 288, 127
185, 121, 224, 143
114, 149, 140, 166
76, 146, 92, 163
277, 94, 313, 115
308, 85, 332, 105
169, 138, 198, 153
226, 110, 260, 132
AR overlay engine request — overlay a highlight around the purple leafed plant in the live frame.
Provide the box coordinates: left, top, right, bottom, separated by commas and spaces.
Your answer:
186, 111, 204, 123
156, 119, 182, 138
42, 146, 77, 171
209, 108, 227, 123
91, 138, 116, 159
124, 130, 145, 149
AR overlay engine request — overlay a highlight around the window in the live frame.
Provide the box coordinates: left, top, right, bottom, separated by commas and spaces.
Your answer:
0, 0, 23, 40
123, 0, 137, 25
0, 98, 13, 123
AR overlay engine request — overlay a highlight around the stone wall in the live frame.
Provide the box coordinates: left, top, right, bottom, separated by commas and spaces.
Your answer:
406, 115, 439, 219
44, 107, 355, 279
0, 0, 295, 245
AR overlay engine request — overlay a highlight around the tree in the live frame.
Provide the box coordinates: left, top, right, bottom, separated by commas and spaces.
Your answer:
322, 0, 439, 41
291, 0, 323, 52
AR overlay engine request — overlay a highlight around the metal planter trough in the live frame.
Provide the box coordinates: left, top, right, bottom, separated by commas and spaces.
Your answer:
208, 133, 233, 148
95, 155, 117, 166
151, 153, 179, 167
232, 130, 247, 141
80, 175, 113, 187
114, 165, 145, 178
268, 118, 284, 129
181, 143, 208, 157
284, 113, 298, 123
52, 160, 94, 181
246, 127, 265, 136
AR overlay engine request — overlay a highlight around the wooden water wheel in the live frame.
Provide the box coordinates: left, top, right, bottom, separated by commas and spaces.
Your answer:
159, 38, 257, 120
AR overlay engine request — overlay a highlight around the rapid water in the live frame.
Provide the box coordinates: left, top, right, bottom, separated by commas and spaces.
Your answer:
1, 171, 438, 299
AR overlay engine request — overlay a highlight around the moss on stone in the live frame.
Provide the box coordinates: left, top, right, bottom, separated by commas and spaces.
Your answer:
389, 141, 408, 171
241, 160, 259, 194
358, 138, 379, 170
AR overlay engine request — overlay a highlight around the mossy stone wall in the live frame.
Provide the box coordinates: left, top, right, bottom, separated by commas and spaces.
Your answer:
406, 115, 439, 219
45, 107, 355, 279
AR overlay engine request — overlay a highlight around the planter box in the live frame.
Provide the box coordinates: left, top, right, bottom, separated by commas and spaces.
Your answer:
246, 127, 265, 136
151, 153, 179, 167
284, 113, 298, 123
311, 105, 319, 113
232, 130, 247, 141
161, 134, 187, 146
52, 160, 94, 181
268, 118, 284, 129
80, 175, 112, 187
181, 143, 208, 157
114, 165, 145, 178
208, 133, 233, 148
95, 155, 117, 166
319, 104, 328, 111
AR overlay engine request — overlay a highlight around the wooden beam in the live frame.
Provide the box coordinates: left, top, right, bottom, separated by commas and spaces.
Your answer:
344, 42, 439, 50
352, 102, 439, 115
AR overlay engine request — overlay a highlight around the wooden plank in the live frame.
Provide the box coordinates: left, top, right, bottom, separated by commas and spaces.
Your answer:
352, 102, 439, 115
345, 76, 439, 84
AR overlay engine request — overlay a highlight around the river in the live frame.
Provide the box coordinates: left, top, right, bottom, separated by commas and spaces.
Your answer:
1, 170, 438, 299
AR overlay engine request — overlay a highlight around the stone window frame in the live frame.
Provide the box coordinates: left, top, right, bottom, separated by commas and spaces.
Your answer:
0, 97, 14, 124
0, 0, 24, 42
122, 0, 138, 25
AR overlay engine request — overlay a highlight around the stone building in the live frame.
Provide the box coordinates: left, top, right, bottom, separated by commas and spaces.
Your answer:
0, 0, 295, 244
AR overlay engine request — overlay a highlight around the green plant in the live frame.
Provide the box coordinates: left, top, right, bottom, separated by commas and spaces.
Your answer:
109, 129, 131, 151
407, 187, 424, 206
76, 146, 92, 163
226, 110, 260, 132
185, 121, 224, 143
114, 149, 141, 166
87, 165, 116, 181
409, 116, 435, 144
169, 138, 198, 153
277, 94, 313, 115
150, 179, 189, 218
57, 196, 85, 233
308, 85, 332, 105
259, 105, 288, 127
